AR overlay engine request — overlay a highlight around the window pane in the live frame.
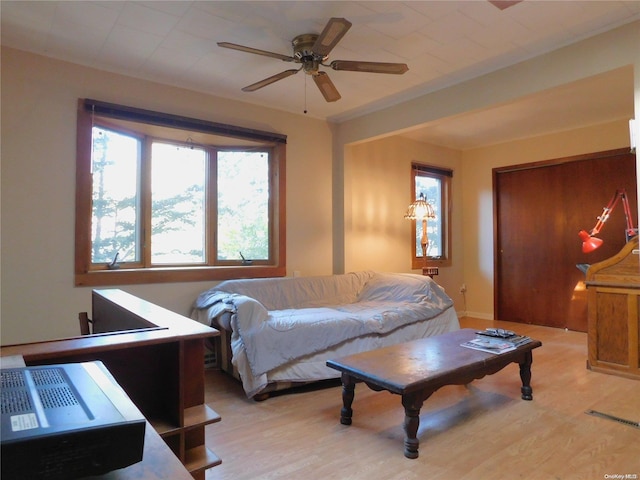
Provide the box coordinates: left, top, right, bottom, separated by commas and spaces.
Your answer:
91, 127, 140, 264
217, 151, 269, 261
150, 143, 206, 264
415, 175, 442, 257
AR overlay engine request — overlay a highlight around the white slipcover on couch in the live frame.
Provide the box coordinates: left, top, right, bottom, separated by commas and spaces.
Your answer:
193, 271, 459, 398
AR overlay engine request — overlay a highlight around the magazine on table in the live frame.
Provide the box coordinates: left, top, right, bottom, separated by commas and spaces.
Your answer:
461, 329, 532, 354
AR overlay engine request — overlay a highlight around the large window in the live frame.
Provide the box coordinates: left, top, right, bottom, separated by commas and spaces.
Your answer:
410, 163, 452, 268
76, 99, 286, 286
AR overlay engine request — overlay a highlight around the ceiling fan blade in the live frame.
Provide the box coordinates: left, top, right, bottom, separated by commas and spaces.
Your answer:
312, 17, 352, 57
217, 42, 295, 62
241, 69, 300, 92
488, 1, 523, 10
330, 60, 409, 74
313, 71, 341, 102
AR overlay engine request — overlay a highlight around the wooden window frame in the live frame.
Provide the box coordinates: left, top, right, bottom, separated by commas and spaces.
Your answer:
75, 99, 286, 286
410, 163, 452, 268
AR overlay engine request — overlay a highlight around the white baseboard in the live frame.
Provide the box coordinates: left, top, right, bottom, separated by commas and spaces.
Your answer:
460, 311, 494, 320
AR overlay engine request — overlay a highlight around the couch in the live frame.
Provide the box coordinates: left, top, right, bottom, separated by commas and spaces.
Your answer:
193, 271, 459, 399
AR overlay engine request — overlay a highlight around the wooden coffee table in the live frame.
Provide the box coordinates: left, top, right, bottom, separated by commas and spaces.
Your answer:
326, 328, 542, 459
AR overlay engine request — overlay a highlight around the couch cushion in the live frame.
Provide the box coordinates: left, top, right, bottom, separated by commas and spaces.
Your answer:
213, 271, 374, 310
358, 272, 438, 303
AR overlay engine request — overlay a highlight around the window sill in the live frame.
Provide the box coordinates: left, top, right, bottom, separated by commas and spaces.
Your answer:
411, 258, 451, 269
75, 265, 286, 287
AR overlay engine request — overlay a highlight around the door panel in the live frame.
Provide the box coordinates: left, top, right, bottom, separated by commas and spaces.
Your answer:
495, 149, 636, 331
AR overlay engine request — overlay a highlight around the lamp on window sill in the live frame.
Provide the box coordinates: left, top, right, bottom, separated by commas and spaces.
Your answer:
405, 193, 436, 269
578, 188, 638, 253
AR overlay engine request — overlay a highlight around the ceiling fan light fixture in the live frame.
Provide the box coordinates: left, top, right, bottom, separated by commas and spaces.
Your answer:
303, 60, 321, 74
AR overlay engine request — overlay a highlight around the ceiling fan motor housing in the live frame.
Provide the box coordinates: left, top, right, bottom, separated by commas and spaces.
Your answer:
293, 34, 325, 74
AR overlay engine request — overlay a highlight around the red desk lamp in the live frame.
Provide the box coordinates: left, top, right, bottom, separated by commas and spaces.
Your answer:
578, 188, 638, 253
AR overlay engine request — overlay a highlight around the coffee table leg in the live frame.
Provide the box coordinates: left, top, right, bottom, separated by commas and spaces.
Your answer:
401, 393, 424, 459
519, 350, 534, 401
340, 373, 355, 425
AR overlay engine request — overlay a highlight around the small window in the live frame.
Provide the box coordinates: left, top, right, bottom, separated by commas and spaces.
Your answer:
76, 99, 286, 286
410, 163, 452, 267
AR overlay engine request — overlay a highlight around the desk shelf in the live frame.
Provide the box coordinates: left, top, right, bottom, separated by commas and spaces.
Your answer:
157, 404, 222, 478
150, 418, 181, 436
185, 445, 222, 476
184, 404, 221, 430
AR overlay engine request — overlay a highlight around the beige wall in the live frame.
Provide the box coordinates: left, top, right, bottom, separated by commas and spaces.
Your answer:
344, 136, 464, 306
1, 47, 333, 344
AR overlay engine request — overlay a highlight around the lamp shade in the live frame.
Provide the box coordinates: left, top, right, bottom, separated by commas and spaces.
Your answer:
404, 193, 435, 220
578, 230, 604, 253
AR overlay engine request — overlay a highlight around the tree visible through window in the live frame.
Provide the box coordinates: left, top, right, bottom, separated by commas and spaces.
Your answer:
217, 151, 270, 261
411, 163, 452, 267
150, 142, 206, 264
91, 127, 141, 265
76, 99, 286, 286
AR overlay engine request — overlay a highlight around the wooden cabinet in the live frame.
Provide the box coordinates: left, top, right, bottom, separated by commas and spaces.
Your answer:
0, 289, 221, 480
585, 236, 640, 380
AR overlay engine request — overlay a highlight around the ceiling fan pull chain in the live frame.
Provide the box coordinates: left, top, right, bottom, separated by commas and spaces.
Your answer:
304, 74, 308, 114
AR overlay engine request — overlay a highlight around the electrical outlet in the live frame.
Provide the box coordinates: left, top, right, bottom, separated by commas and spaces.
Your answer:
459, 284, 467, 294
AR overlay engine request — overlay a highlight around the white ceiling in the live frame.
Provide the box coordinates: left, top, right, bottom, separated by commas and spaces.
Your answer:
1, 1, 639, 149
399, 66, 634, 149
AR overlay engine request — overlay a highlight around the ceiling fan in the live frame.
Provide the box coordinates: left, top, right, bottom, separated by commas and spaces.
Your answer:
218, 17, 409, 103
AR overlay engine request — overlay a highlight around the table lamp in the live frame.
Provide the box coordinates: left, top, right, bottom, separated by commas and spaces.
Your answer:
405, 193, 436, 268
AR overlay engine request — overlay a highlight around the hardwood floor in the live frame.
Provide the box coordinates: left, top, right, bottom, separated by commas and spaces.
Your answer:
204, 318, 639, 479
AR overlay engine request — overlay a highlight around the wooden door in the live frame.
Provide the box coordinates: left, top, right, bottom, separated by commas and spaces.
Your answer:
494, 149, 636, 331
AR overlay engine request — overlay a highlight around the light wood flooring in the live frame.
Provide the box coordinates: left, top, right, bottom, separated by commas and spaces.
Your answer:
204, 317, 639, 480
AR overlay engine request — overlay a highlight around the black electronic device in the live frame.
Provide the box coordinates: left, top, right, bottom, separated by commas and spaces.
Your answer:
1, 361, 145, 480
